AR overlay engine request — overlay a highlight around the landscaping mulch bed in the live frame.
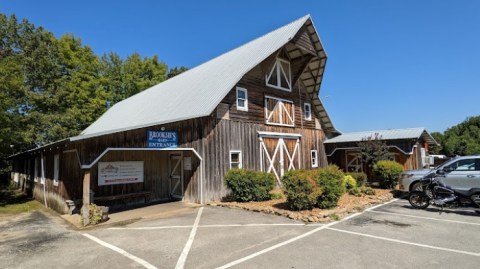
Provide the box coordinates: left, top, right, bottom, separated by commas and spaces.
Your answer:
210, 189, 397, 223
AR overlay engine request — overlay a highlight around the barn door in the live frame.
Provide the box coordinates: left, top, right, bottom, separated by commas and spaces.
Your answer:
346, 150, 363, 172
169, 153, 183, 200
260, 135, 301, 185
265, 97, 295, 127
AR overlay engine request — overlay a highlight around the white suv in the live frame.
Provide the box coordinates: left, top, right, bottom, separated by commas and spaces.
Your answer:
399, 155, 480, 192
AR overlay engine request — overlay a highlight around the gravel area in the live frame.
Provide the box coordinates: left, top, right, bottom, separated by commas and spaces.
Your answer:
210, 189, 396, 223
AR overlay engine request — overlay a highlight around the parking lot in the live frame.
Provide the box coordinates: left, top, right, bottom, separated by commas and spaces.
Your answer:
1, 198, 480, 268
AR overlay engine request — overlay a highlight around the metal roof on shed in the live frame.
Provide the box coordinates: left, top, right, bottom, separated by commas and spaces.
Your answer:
72, 14, 337, 141
324, 127, 438, 145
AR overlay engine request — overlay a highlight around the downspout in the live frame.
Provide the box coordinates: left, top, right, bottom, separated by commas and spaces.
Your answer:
41, 153, 48, 208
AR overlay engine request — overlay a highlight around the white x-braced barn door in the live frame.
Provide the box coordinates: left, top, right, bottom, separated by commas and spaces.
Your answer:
169, 153, 183, 200
259, 134, 301, 185
265, 96, 295, 127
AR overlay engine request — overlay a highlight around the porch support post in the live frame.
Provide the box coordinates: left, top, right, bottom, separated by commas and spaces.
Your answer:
82, 169, 91, 225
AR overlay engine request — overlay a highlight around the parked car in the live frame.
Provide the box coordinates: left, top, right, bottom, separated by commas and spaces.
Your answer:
399, 155, 480, 192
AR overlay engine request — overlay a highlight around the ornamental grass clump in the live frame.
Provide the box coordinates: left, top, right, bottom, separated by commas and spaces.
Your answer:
224, 168, 275, 202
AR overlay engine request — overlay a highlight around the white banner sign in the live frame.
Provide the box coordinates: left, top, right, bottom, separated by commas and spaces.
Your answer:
98, 161, 144, 186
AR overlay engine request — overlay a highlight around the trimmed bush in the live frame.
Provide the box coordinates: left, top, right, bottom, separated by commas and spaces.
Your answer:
314, 165, 346, 208
224, 168, 276, 202
282, 170, 320, 210
343, 175, 359, 195
347, 172, 368, 187
360, 186, 376, 195
373, 160, 404, 189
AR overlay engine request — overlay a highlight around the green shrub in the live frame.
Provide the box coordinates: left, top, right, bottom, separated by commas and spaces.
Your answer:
270, 192, 283, 200
373, 160, 404, 189
360, 186, 376, 195
81, 204, 103, 226
282, 170, 320, 210
343, 175, 358, 195
347, 172, 368, 187
314, 165, 346, 209
224, 168, 275, 202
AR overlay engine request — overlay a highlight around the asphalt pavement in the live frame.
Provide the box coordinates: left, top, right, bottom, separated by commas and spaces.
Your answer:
1, 198, 479, 268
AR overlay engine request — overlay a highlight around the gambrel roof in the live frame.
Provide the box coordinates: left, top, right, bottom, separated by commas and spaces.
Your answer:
73, 15, 337, 141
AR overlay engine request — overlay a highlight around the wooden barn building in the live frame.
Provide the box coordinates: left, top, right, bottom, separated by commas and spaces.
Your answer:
324, 127, 438, 177
8, 15, 340, 214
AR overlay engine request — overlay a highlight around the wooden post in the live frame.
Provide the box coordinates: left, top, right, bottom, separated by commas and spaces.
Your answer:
82, 169, 91, 225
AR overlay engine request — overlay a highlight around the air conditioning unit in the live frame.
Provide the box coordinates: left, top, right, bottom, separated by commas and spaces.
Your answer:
424, 156, 434, 165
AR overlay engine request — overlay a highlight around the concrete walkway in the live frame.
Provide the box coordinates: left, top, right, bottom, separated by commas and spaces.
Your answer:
61, 201, 201, 229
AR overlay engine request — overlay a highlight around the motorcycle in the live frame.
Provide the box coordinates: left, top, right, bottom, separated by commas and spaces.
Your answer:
408, 172, 480, 214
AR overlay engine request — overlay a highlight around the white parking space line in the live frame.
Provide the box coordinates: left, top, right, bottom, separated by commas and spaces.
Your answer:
365, 198, 400, 211
369, 210, 480, 226
327, 227, 480, 257
108, 223, 314, 230
216, 212, 362, 269
82, 233, 157, 269
175, 207, 204, 269
216, 198, 405, 269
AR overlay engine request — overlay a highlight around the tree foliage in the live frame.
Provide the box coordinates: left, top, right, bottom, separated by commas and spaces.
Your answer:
441, 116, 480, 156
357, 133, 392, 168
0, 14, 186, 172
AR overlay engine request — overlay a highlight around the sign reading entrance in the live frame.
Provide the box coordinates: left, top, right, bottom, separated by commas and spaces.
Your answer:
147, 130, 178, 148
98, 161, 144, 186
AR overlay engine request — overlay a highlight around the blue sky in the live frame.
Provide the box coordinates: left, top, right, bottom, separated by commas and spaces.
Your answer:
2, 0, 479, 133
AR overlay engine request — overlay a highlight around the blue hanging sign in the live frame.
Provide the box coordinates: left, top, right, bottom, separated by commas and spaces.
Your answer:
147, 130, 178, 148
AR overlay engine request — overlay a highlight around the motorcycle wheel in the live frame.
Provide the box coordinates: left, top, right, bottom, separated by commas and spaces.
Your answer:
409, 191, 430, 209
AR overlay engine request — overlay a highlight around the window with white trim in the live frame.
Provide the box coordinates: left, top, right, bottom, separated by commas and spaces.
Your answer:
53, 154, 59, 186
266, 58, 292, 91
311, 150, 318, 168
236, 87, 248, 111
230, 150, 242, 169
304, 103, 312, 121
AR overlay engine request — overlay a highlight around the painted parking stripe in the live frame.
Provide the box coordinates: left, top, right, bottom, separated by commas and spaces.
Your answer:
369, 210, 480, 226
108, 223, 314, 230
216, 198, 401, 269
175, 206, 204, 269
364, 198, 400, 211
216, 212, 362, 269
327, 227, 480, 257
82, 233, 157, 269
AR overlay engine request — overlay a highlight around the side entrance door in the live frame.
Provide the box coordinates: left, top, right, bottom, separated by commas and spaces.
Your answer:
260, 134, 301, 185
169, 153, 184, 200
345, 150, 363, 172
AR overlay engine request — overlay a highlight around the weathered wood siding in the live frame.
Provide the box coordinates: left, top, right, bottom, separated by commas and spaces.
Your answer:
220, 44, 321, 130
202, 118, 327, 201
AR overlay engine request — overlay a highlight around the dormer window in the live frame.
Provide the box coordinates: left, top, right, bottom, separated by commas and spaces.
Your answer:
266, 58, 292, 91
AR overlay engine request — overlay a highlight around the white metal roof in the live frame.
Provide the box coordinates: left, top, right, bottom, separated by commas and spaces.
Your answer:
72, 15, 336, 141
324, 127, 438, 145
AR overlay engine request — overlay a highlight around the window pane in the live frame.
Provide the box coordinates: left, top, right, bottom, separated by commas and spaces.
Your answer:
238, 100, 245, 108
231, 153, 239, 163
268, 65, 278, 86
280, 73, 289, 89
454, 159, 475, 171
231, 163, 239, 168
237, 90, 245, 99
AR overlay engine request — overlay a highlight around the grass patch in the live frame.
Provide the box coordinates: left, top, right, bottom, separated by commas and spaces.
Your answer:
328, 213, 340, 221
0, 189, 42, 214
